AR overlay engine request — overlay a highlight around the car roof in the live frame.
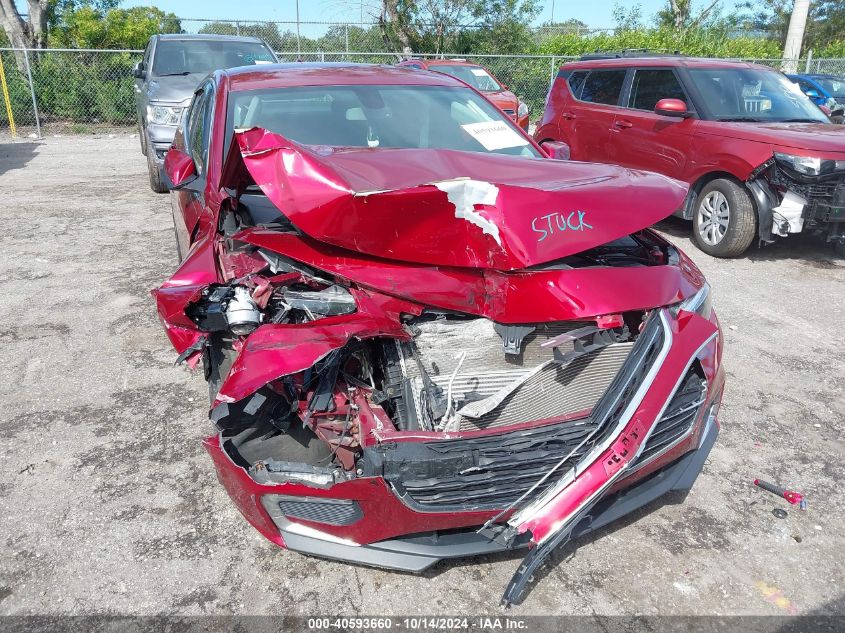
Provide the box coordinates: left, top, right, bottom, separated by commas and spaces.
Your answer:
156, 33, 265, 43
561, 56, 769, 71
224, 63, 467, 92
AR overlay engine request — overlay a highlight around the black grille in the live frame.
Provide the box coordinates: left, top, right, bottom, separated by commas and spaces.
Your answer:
277, 497, 363, 526
366, 313, 667, 512
392, 418, 597, 510
637, 372, 706, 464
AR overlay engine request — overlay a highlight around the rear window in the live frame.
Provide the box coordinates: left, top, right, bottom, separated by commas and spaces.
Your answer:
566, 71, 588, 97
427, 64, 503, 92
580, 70, 626, 106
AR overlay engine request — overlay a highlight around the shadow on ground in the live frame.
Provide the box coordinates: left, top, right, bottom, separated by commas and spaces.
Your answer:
0, 141, 40, 176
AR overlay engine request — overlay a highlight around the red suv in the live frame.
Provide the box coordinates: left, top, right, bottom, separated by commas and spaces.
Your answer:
398, 58, 530, 130
535, 54, 845, 257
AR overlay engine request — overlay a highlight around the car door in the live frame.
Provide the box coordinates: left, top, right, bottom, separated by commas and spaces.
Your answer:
611, 67, 695, 180
135, 39, 153, 127
565, 68, 628, 163
172, 81, 215, 257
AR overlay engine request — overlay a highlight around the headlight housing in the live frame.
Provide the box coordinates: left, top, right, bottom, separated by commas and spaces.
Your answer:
774, 152, 845, 177
146, 104, 183, 126
670, 282, 713, 320
517, 101, 529, 117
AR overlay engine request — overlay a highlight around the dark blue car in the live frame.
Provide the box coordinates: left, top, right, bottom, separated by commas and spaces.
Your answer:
787, 73, 845, 107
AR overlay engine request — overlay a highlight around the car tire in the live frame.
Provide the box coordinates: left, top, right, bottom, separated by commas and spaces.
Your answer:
692, 178, 756, 258
146, 135, 169, 194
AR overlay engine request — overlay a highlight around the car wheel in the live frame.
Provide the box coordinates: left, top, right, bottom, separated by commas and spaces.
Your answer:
146, 137, 168, 193
692, 179, 756, 257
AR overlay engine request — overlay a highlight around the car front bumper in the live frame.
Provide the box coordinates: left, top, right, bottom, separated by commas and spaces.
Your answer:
203, 309, 724, 570
146, 123, 178, 164
259, 418, 718, 572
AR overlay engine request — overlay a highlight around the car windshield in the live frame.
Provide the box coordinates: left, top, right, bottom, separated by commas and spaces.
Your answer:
152, 40, 275, 76
815, 77, 845, 98
225, 84, 539, 158
687, 67, 829, 122
427, 65, 504, 92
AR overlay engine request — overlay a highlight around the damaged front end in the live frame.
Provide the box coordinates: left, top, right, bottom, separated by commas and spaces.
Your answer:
747, 153, 845, 244
155, 128, 724, 605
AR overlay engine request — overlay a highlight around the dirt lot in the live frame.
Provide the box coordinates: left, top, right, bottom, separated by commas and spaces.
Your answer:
0, 135, 843, 618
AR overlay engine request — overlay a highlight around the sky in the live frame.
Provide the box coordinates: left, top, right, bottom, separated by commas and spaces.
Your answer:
114, 0, 680, 29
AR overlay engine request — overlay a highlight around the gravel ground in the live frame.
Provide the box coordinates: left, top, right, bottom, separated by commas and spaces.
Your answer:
0, 135, 843, 618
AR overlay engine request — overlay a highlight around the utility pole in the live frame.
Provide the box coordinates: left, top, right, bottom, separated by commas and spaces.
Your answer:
295, 0, 301, 56
782, 0, 811, 73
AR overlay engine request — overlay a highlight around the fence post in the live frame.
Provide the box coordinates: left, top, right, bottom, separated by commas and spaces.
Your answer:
0, 53, 16, 138
549, 55, 556, 89
235, 21, 241, 36
22, 49, 42, 139
805, 49, 812, 73
345, 24, 349, 57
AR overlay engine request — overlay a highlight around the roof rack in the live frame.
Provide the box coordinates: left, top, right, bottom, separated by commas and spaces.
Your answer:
579, 49, 684, 61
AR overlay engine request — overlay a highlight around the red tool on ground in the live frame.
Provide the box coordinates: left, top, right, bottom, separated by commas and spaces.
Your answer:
754, 479, 807, 510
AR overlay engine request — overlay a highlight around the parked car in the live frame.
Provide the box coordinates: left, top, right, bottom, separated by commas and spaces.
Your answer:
787, 73, 845, 123
133, 34, 277, 193
535, 53, 845, 257
397, 58, 530, 129
154, 63, 724, 605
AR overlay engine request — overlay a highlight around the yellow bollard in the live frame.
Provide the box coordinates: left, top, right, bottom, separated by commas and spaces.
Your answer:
0, 53, 17, 138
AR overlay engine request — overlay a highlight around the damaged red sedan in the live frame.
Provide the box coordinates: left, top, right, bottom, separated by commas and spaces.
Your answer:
154, 64, 724, 605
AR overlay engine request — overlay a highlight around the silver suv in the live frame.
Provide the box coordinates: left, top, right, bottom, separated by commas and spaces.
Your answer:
133, 34, 277, 192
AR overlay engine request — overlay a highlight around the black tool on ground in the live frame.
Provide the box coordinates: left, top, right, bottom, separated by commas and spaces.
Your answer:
754, 479, 807, 510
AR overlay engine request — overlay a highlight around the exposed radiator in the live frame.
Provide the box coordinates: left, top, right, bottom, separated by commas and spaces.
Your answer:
393, 317, 632, 431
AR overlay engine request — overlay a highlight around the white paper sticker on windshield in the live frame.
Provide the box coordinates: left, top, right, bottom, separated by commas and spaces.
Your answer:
470, 68, 489, 77
254, 60, 273, 65
461, 121, 529, 151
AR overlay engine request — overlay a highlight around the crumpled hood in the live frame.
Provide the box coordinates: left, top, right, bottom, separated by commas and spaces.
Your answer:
222, 128, 688, 270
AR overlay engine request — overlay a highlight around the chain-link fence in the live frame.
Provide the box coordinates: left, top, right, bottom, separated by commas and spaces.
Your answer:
1, 47, 844, 138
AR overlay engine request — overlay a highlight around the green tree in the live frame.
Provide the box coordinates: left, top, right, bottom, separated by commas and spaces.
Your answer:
51, 5, 181, 49
736, 0, 845, 50
656, 0, 722, 30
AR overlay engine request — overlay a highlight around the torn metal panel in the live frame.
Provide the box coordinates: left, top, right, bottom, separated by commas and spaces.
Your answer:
223, 127, 688, 270
214, 289, 417, 405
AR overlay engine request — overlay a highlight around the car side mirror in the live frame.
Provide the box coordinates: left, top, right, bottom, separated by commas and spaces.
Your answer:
804, 89, 821, 98
164, 148, 197, 189
541, 140, 570, 160
654, 98, 691, 118
132, 61, 146, 79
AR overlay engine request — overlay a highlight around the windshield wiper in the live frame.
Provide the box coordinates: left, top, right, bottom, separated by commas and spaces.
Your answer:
778, 118, 823, 123
716, 116, 763, 122
157, 71, 194, 77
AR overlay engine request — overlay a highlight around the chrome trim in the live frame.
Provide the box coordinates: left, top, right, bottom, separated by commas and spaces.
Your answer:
509, 310, 674, 529
623, 331, 717, 478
